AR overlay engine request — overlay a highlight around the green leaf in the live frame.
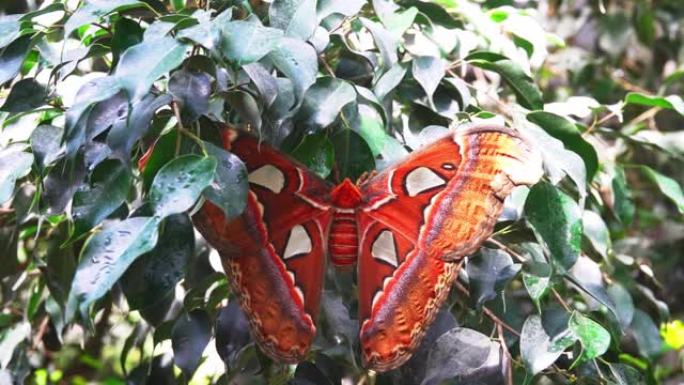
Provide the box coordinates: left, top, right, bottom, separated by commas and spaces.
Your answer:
331, 129, 375, 181
607, 283, 635, 329
0, 78, 46, 113
566, 256, 618, 318
172, 310, 212, 378
612, 166, 635, 225
525, 182, 583, 272
466, 248, 520, 309
412, 56, 445, 109
218, 20, 284, 65
467, 53, 543, 110
64, 0, 148, 38
289, 132, 335, 178
178, 9, 231, 50
353, 102, 388, 156
317, 0, 365, 21
568, 311, 610, 360
526, 111, 599, 181
608, 363, 645, 385
224, 90, 262, 130
523, 262, 552, 309
149, 155, 217, 218
637, 166, 684, 214
268, 37, 318, 102
297, 77, 357, 130
521, 315, 576, 375
624, 92, 684, 116
269, 0, 317, 39
115, 36, 189, 101
0, 15, 22, 50
582, 210, 611, 258
0, 146, 33, 204
382, 7, 419, 37
203, 143, 249, 220
121, 214, 193, 325
71, 160, 132, 239
65, 216, 160, 323
629, 310, 663, 359
360, 17, 398, 69
373, 62, 407, 101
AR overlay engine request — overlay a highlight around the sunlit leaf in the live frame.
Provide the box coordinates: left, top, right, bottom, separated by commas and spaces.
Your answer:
568, 311, 611, 360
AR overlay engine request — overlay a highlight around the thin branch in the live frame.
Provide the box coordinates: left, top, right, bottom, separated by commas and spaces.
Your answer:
498, 323, 514, 385
489, 239, 526, 264
551, 288, 572, 312
454, 281, 521, 337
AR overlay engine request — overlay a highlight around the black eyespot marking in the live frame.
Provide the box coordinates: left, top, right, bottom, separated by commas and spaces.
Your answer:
441, 163, 456, 170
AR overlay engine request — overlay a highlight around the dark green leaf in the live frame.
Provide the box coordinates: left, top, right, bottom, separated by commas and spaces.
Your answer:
66, 216, 160, 322
178, 9, 230, 50
172, 310, 211, 377
30, 125, 63, 170
607, 283, 634, 329
467, 247, 521, 309
525, 182, 583, 272
0, 35, 32, 85
43, 155, 87, 214
115, 36, 189, 101
568, 311, 610, 360
0, 78, 46, 112
225, 90, 262, 130
297, 77, 357, 130
85, 91, 129, 141
353, 102, 387, 156
331, 129, 375, 181
218, 20, 284, 65
624, 92, 684, 116
121, 214, 193, 322
215, 301, 252, 367
608, 363, 645, 385
527, 111, 599, 180
111, 17, 144, 64
0, 222, 19, 279
629, 310, 663, 359
637, 165, 684, 213
467, 53, 543, 110
566, 256, 618, 318
0, 146, 33, 204
149, 155, 217, 218
612, 166, 635, 225
203, 142, 248, 220
269, 0, 317, 40
289, 132, 335, 178
243, 63, 278, 108
64, 0, 148, 38
71, 160, 132, 239
294, 362, 334, 385
169, 69, 212, 123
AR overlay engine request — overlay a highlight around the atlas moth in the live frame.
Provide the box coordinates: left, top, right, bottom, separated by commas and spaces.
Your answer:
191, 122, 543, 371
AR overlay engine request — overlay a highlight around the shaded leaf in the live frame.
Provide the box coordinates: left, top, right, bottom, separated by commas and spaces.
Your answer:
525, 182, 583, 272
582, 210, 610, 258
612, 166, 635, 225
269, 0, 317, 40
566, 256, 618, 318
243, 62, 278, 108
360, 17, 398, 69
637, 165, 684, 213
169, 69, 212, 123
30, 125, 64, 172
0, 15, 21, 50
203, 142, 248, 220
373, 62, 407, 100
225, 90, 262, 130
289, 132, 335, 178
523, 262, 552, 309
0, 78, 46, 112
215, 301, 252, 367
607, 283, 634, 329
317, 0, 365, 21
149, 155, 217, 218
64, 0, 148, 38
172, 310, 212, 377
629, 310, 663, 359
467, 248, 520, 309
331, 129, 375, 181
0, 36, 32, 85
43, 155, 87, 214
293, 362, 334, 385
608, 363, 645, 385
71, 160, 132, 239
66, 216, 160, 322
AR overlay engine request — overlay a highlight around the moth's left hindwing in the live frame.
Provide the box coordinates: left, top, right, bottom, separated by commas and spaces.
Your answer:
357, 125, 543, 371
193, 128, 332, 363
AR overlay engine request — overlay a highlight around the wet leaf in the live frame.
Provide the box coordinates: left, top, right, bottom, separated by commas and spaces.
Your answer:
521, 314, 576, 375
30, 125, 64, 172
66, 216, 160, 322
203, 143, 248, 220
169, 69, 212, 123
297, 77, 357, 130
149, 155, 217, 218
268, 37, 318, 103
270, 0, 317, 40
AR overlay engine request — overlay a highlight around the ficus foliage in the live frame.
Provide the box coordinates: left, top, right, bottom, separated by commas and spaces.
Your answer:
0, 0, 683, 384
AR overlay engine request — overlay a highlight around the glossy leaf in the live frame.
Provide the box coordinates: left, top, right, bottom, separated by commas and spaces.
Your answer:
149, 155, 218, 218
566, 256, 618, 318
218, 20, 284, 65
202, 142, 249, 220
269, 0, 317, 40
582, 210, 611, 258
0, 36, 32, 85
467, 247, 521, 309
373, 63, 407, 100
412, 56, 444, 108
525, 182, 583, 271
215, 301, 252, 367
0, 15, 21, 50
268, 37, 318, 102
360, 17, 398, 69
637, 166, 684, 213
331, 129, 375, 181
520, 314, 575, 375
607, 283, 635, 329
297, 77, 357, 130
568, 311, 610, 360
65, 216, 160, 322
0, 147, 33, 204
523, 262, 552, 309
64, 0, 147, 38
624, 92, 684, 116
115, 36, 189, 101
629, 310, 663, 359
289, 132, 335, 178
169, 69, 212, 123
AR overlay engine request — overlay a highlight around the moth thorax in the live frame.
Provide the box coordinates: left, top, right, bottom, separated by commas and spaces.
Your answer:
329, 210, 359, 266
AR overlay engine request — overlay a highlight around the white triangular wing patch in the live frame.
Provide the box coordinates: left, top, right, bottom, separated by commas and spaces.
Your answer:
248, 164, 285, 193
405, 167, 446, 196
283, 225, 312, 259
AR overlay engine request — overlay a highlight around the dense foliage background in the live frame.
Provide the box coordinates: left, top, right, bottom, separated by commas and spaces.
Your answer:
1, 0, 684, 384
